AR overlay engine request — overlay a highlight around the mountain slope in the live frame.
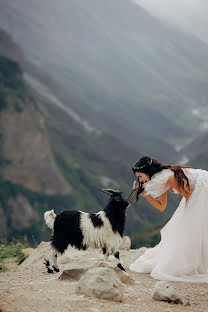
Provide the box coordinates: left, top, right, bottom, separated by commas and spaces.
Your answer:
0, 28, 182, 244
23, 62, 178, 163
1, 0, 208, 151
0, 55, 74, 242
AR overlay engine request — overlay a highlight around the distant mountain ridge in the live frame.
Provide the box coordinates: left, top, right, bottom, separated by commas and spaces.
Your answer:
1, 0, 208, 156
133, 0, 208, 45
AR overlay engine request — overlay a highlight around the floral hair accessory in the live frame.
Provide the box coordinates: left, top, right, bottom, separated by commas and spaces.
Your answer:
132, 159, 152, 171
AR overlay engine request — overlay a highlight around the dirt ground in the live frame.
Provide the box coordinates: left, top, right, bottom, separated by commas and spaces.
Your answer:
1, 245, 208, 312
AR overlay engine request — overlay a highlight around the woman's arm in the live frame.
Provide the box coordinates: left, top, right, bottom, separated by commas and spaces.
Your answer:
142, 191, 167, 212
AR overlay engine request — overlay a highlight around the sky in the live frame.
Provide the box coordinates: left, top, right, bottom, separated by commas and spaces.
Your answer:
132, 0, 208, 44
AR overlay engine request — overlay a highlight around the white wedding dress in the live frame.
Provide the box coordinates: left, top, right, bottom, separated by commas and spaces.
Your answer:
129, 168, 208, 283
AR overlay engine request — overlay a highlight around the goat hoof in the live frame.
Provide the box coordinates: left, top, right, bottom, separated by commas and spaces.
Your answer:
52, 265, 59, 272
47, 267, 54, 274
117, 263, 126, 271
44, 258, 54, 273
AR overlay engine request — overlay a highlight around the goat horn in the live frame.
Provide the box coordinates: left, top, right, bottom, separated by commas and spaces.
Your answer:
98, 188, 112, 195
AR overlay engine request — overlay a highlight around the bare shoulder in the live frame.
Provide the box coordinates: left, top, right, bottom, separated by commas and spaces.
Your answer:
166, 171, 177, 188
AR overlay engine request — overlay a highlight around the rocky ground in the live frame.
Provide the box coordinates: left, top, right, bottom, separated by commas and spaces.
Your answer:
0, 242, 208, 312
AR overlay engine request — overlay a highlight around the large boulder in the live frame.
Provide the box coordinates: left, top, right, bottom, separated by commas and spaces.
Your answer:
76, 267, 125, 301
59, 261, 135, 286
20, 241, 51, 269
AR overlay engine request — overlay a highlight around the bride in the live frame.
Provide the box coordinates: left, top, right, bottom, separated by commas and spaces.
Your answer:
129, 156, 208, 283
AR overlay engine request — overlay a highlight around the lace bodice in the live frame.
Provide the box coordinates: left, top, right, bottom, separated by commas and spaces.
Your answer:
143, 168, 208, 198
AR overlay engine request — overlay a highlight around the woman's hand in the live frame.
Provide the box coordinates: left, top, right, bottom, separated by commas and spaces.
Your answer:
140, 189, 147, 197
133, 180, 139, 191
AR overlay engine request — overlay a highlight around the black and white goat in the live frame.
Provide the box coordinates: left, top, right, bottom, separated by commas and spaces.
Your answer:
44, 189, 129, 273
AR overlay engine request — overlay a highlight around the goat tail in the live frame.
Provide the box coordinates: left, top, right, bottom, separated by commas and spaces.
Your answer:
44, 210, 56, 229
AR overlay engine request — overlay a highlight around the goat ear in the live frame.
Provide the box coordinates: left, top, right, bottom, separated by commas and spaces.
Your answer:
99, 188, 112, 195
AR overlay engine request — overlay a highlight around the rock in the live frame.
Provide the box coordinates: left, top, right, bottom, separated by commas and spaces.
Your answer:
20, 241, 51, 269
59, 260, 135, 285
76, 267, 125, 301
183, 298, 191, 306
98, 262, 135, 285
119, 236, 131, 250
22, 248, 35, 257
60, 259, 101, 269
113, 267, 135, 285
152, 281, 185, 304
59, 260, 103, 281
59, 268, 87, 281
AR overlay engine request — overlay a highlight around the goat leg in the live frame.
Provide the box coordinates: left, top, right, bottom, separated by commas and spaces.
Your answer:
102, 247, 110, 263
44, 258, 54, 274
114, 251, 126, 271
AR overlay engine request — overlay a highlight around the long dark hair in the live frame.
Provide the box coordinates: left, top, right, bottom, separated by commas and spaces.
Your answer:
132, 156, 191, 198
